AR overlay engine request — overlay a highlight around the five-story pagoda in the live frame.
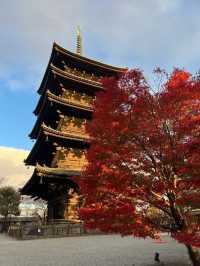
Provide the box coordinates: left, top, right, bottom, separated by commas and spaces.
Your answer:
21, 29, 127, 221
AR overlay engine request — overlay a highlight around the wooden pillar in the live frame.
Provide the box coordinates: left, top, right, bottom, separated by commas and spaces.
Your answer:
47, 201, 54, 221
64, 191, 80, 222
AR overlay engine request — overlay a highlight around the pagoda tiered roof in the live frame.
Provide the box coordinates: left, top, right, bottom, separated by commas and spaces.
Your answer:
51, 64, 102, 88
30, 91, 92, 139
38, 42, 127, 96
22, 40, 127, 200
26, 125, 89, 166
42, 124, 90, 142
34, 89, 92, 117
38, 63, 104, 98
47, 90, 93, 111
34, 64, 101, 117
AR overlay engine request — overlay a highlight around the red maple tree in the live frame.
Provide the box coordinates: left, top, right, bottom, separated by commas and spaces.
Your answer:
78, 69, 200, 266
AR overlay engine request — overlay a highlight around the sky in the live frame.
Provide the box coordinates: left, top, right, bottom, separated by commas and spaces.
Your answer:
1, 0, 200, 187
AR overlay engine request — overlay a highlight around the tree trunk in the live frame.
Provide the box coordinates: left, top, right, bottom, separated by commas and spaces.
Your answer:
186, 245, 200, 266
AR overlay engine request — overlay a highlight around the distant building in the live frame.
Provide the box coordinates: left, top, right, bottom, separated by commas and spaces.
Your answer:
20, 196, 46, 217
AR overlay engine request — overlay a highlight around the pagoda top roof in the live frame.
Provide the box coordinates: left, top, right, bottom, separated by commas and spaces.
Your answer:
53, 42, 127, 73
38, 42, 127, 95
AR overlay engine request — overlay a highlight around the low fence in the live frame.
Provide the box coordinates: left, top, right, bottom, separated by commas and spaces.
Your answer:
8, 221, 100, 240
0, 217, 39, 233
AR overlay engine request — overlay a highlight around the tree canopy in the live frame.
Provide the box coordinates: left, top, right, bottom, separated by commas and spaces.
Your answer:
0, 186, 20, 218
78, 69, 200, 266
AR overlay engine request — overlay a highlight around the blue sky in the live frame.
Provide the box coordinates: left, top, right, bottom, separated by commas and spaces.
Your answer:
1, 0, 200, 150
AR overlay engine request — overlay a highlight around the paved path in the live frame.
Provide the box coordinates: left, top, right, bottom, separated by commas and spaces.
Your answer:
0, 234, 191, 266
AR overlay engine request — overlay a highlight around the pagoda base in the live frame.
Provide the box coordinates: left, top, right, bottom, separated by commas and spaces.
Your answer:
8, 220, 86, 240
21, 166, 81, 222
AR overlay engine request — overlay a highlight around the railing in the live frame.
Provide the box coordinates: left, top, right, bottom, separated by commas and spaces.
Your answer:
56, 159, 87, 171
8, 222, 101, 240
61, 128, 89, 140
42, 124, 90, 142
62, 62, 102, 84
62, 90, 94, 109
47, 90, 93, 111
51, 148, 87, 171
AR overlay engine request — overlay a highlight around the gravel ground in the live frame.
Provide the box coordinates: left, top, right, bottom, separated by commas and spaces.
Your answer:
0, 234, 191, 266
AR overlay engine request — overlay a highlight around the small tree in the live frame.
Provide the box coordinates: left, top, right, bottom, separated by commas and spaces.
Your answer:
32, 199, 47, 223
0, 186, 20, 218
79, 69, 200, 266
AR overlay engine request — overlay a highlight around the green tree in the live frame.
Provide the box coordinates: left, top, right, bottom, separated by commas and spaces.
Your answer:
0, 186, 20, 218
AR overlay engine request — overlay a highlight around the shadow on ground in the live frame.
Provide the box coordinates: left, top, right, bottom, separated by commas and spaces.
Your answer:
141, 263, 190, 266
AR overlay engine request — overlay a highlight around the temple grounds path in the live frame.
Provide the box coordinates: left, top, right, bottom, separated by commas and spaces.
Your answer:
0, 234, 191, 266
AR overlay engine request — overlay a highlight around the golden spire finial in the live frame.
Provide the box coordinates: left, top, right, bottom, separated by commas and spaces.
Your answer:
76, 25, 82, 55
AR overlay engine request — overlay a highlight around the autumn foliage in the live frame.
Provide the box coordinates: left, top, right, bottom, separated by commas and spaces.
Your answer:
78, 69, 200, 265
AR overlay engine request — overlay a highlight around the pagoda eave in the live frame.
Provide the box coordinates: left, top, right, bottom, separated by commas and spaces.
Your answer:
35, 164, 81, 177
34, 90, 92, 116
38, 64, 103, 97
25, 134, 45, 166
42, 124, 90, 143
30, 92, 92, 139
37, 42, 127, 95
50, 64, 103, 89
25, 128, 89, 166
47, 90, 93, 112
21, 166, 80, 198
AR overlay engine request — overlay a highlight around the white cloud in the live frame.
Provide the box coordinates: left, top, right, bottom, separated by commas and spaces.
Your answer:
0, 146, 33, 189
0, 0, 200, 91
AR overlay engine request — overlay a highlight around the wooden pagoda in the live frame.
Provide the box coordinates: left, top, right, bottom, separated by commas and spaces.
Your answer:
21, 32, 127, 221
